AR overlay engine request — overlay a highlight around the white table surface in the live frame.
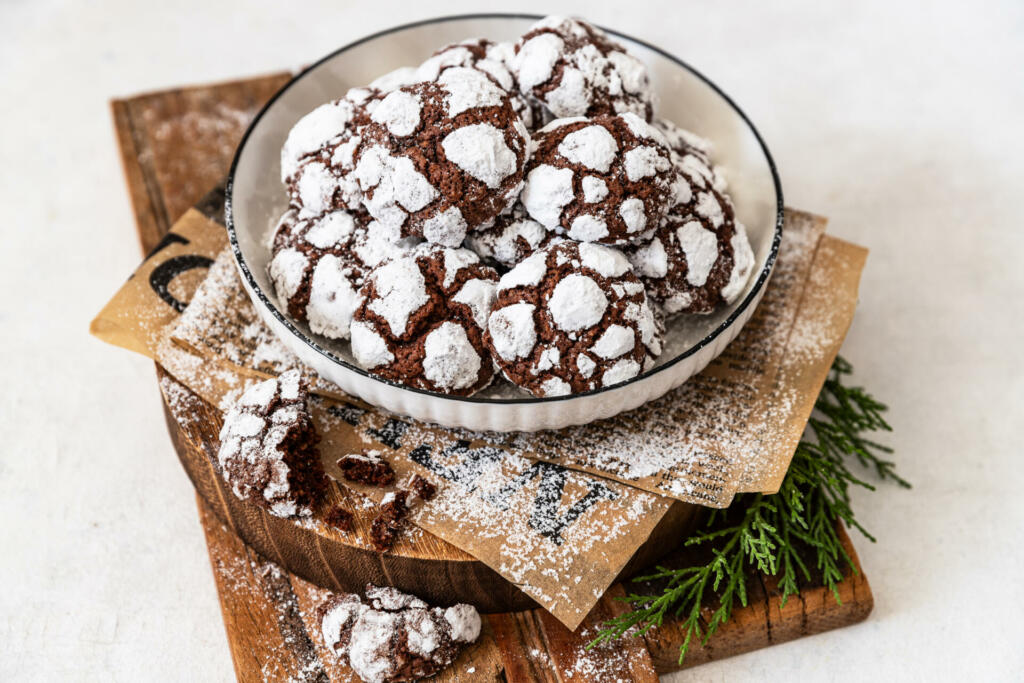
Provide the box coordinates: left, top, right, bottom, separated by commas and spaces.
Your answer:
2, 0, 1022, 680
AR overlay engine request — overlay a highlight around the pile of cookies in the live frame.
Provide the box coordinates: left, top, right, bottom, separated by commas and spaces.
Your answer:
269, 15, 754, 398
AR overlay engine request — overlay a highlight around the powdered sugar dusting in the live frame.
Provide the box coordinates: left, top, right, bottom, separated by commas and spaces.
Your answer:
452, 278, 496, 329
437, 67, 505, 116
677, 220, 719, 287
422, 322, 482, 391
441, 124, 517, 189
419, 206, 468, 248
514, 32, 564, 90
487, 302, 536, 360
578, 241, 631, 278
722, 222, 755, 303
366, 257, 429, 336
371, 89, 422, 137
355, 145, 439, 226
557, 125, 618, 172
498, 250, 548, 290
548, 274, 608, 331
521, 164, 574, 228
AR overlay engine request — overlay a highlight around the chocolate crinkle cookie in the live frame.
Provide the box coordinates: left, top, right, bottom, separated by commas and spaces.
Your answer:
283, 87, 384, 218
216, 370, 325, 518
626, 121, 755, 314
267, 208, 419, 339
415, 37, 546, 130
349, 244, 499, 395
486, 240, 662, 397
319, 585, 481, 683
521, 113, 674, 246
352, 68, 531, 247
511, 16, 654, 120
464, 203, 561, 269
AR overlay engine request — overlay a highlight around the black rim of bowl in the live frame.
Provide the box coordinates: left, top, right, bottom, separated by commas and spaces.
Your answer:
225, 12, 785, 406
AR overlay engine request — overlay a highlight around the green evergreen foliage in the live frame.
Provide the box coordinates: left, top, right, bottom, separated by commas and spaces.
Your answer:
590, 357, 909, 664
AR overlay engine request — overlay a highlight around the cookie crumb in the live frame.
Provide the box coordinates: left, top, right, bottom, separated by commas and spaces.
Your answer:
324, 505, 354, 532
370, 491, 409, 551
337, 450, 396, 486
406, 474, 437, 504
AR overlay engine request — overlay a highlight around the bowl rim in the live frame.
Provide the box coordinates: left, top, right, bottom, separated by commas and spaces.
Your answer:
225, 11, 785, 406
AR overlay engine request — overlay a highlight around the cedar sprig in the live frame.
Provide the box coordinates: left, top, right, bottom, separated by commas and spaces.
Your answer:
588, 356, 908, 664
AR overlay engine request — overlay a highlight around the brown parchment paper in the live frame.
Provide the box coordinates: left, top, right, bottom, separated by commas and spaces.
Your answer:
162, 209, 866, 506
90, 199, 866, 629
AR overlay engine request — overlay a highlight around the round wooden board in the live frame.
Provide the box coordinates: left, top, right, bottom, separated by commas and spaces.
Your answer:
159, 366, 700, 613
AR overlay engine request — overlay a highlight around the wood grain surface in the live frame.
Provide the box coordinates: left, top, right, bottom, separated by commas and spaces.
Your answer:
112, 72, 873, 681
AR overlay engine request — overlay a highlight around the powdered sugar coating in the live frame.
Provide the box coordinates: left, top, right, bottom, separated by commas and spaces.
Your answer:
624, 145, 666, 182
350, 320, 395, 369
443, 604, 482, 643
422, 322, 482, 391
441, 124, 517, 189
437, 66, 506, 116
368, 66, 419, 92
355, 145, 439, 228
557, 124, 618, 171
522, 113, 673, 246
497, 250, 549, 291
511, 16, 654, 119
488, 302, 537, 361
521, 164, 574, 228
365, 257, 430, 336
371, 89, 422, 137
306, 255, 360, 339
485, 241, 662, 396
591, 324, 635, 359
350, 244, 498, 395
548, 274, 608, 330
281, 93, 366, 182
419, 206, 468, 247
678, 220, 719, 286
568, 214, 608, 241
602, 358, 641, 387
452, 278, 497, 329
581, 175, 609, 203
578, 240, 632, 277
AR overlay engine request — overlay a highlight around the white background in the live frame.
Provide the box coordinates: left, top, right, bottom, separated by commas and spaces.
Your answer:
2, 0, 1023, 680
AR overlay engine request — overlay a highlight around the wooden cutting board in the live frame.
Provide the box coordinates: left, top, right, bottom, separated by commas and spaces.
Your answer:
111, 72, 873, 681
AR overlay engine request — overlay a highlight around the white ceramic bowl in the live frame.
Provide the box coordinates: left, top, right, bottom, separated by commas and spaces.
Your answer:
226, 13, 783, 432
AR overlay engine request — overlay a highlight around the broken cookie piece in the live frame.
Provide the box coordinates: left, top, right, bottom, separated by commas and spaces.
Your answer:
370, 491, 409, 552
319, 585, 481, 683
404, 474, 437, 505
216, 370, 325, 517
337, 450, 396, 486
324, 505, 354, 532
